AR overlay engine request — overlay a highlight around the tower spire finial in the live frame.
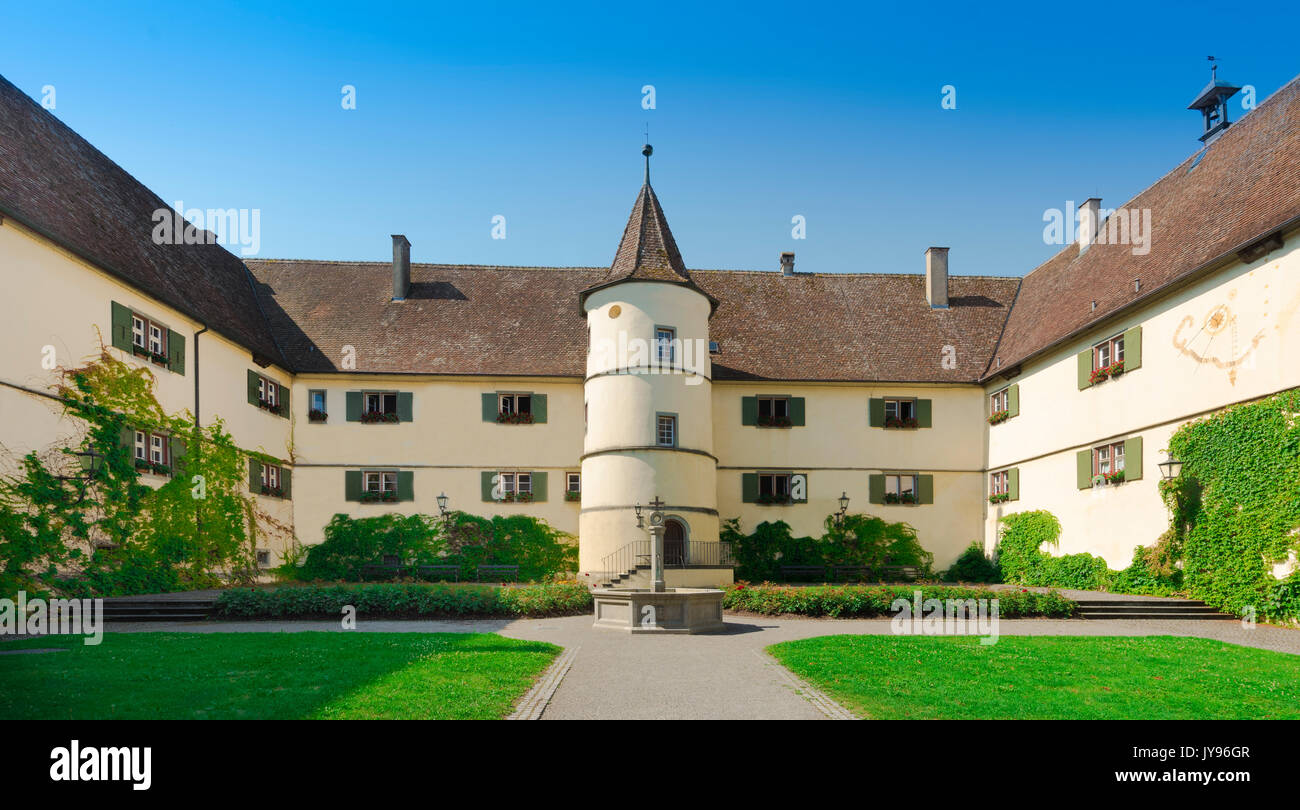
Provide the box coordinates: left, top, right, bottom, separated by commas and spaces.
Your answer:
642, 124, 652, 185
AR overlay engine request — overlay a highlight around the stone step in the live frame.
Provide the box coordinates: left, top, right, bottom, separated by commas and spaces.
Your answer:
102, 612, 211, 622
1079, 611, 1237, 620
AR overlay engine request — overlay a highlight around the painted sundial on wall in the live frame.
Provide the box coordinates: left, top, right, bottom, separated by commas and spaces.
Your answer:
1171, 293, 1265, 385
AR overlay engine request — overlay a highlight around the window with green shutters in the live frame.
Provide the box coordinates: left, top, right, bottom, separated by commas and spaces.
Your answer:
1076, 436, 1143, 488
344, 391, 413, 422
482, 392, 547, 424
480, 470, 547, 502
1077, 325, 1142, 389
247, 370, 290, 418
344, 469, 414, 502
989, 468, 1018, 503
867, 473, 934, 505
110, 301, 185, 374
741, 472, 809, 504
741, 396, 805, 428
868, 398, 932, 429
989, 384, 1019, 424
248, 457, 291, 499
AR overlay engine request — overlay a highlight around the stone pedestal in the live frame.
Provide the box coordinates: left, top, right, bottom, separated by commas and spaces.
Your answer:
591, 587, 726, 634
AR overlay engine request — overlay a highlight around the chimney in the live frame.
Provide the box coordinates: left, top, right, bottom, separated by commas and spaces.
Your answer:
1077, 198, 1101, 254
391, 234, 411, 301
924, 247, 949, 309
779, 251, 795, 276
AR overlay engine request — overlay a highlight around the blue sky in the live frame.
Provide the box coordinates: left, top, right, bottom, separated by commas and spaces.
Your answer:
3, 0, 1298, 276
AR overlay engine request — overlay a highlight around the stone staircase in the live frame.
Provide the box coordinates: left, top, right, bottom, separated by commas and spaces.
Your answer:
1074, 598, 1236, 621
100, 596, 215, 623
596, 565, 650, 590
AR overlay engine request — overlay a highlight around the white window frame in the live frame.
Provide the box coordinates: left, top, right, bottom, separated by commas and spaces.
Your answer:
132, 315, 147, 349
567, 472, 581, 493
990, 470, 1008, 496
757, 396, 790, 421
498, 393, 531, 416
364, 470, 397, 492
990, 388, 1008, 413
885, 474, 918, 497
759, 472, 793, 499
655, 327, 676, 363
364, 391, 397, 415
134, 430, 147, 461
1094, 442, 1125, 475
656, 414, 676, 447
1093, 333, 1125, 371
499, 472, 532, 496
884, 398, 917, 422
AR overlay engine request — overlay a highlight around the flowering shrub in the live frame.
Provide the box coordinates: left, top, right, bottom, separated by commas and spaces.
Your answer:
214, 582, 592, 619
721, 582, 1075, 618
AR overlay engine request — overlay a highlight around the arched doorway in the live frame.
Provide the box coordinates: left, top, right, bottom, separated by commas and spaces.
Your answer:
664, 518, 686, 566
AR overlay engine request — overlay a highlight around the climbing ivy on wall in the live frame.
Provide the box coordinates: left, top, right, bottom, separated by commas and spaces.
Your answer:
0, 350, 282, 598
1167, 388, 1300, 621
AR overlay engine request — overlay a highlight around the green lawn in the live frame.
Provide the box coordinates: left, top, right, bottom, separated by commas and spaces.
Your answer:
769, 635, 1300, 719
0, 632, 560, 720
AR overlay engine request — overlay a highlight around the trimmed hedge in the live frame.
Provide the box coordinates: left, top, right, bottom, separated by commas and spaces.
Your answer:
722, 583, 1076, 618
214, 582, 592, 619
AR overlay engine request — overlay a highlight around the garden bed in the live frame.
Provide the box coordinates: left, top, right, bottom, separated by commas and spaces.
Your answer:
722, 583, 1075, 618
213, 581, 592, 619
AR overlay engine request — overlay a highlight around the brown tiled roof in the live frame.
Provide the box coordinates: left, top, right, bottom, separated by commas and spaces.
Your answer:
580, 182, 717, 310
986, 74, 1300, 378
247, 259, 1019, 382
0, 74, 285, 366
702, 271, 1019, 381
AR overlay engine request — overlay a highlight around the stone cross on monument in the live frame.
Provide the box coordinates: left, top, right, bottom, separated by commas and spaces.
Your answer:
647, 496, 666, 593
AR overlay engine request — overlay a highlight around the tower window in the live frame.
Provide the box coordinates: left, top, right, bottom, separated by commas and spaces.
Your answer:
656, 414, 676, 447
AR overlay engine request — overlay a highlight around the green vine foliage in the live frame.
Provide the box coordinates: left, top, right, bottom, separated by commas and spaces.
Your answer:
287, 512, 577, 582
1168, 388, 1300, 621
0, 350, 273, 598
721, 514, 933, 582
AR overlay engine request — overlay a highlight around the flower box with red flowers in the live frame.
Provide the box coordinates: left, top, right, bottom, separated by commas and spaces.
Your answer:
257, 399, 283, 416
502, 491, 534, 503
884, 416, 920, 429
360, 411, 399, 424
757, 415, 793, 428
1089, 361, 1125, 385
260, 485, 285, 498
988, 410, 1010, 425
564, 490, 581, 502
882, 492, 918, 505
988, 493, 1010, 504
756, 493, 793, 505
1102, 469, 1125, 485
496, 412, 534, 425
360, 490, 398, 503
307, 409, 328, 423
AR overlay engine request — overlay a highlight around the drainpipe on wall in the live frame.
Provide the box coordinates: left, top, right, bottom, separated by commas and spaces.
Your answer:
193, 324, 208, 542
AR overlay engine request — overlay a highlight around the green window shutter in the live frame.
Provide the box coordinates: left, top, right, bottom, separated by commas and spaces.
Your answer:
741, 396, 757, 426
397, 392, 413, 422
868, 474, 884, 504
482, 393, 498, 422
1007, 384, 1020, 417
345, 470, 363, 501
918, 474, 934, 505
789, 397, 806, 426
741, 473, 758, 503
167, 330, 185, 375
247, 369, 260, 406
170, 437, 186, 474
793, 472, 809, 503
1007, 468, 1019, 501
1123, 325, 1142, 371
397, 470, 415, 501
279, 384, 290, 419
346, 391, 362, 421
1076, 449, 1093, 489
110, 302, 133, 352
532, 471, 548, 501
119, 424, 134, 450
282, 467, 292, 499
1124, 436, 1143, 480
1077, 349, 1093, 390
248, 457, 261, 494
868, 398, 885, 427
481, 471, 497, 501
532, 394, 547, 423
916, 399, 933, 428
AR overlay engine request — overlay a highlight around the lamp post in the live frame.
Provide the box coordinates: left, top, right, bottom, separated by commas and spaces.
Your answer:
646, 496, 666, 593
1158, 452, 1184, 481
834, 491, 850, 527
436, 491, 449, 516
633, 502, 644, 529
